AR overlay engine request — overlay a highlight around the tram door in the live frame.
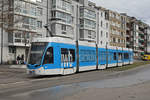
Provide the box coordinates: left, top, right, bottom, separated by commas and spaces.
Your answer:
61, 48, 75, 69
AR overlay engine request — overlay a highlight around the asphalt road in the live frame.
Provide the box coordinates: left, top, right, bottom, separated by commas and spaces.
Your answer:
0, 64, 150, 100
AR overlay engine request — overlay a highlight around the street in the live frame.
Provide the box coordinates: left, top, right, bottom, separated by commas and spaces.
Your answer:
0, 64, 150, 100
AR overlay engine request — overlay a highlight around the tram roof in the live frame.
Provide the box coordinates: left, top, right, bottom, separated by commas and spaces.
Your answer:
32, 37, 76, 45
32, 37, 133, 51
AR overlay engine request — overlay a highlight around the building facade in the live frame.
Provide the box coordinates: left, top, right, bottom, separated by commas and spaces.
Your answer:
96, 7, 110, 47
109, 10, 126, 48
145, 27, 150, 53
0, 0, 46, 64
126, 16, 150, 58
1, 0, 150, 64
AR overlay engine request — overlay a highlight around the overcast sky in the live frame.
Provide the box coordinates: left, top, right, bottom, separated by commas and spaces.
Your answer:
89, 0, 150, 25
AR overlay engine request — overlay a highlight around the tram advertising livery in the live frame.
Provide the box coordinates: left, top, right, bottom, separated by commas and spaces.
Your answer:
27, 37, 133, 75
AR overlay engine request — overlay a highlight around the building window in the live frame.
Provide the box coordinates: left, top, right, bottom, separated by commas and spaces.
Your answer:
101, 21, 103, 27
101, 12, 103, 17
106, 32, 108, 38
9, 47, 16, 53
37, 7, 43, 16
101, 31, 103, 37
121, 32, 123, 36
106, 23, 108, 29
101, 41, 102, 45
61, 24, 66, 31
55, 11, 73, 24
118, 39, 120, 43
88, 30, 92, 38
51, 11, 56, 18
36, 0, 43, 2
37, 21, 42, 28
84, 19, 96, 29
113, 38, 116, 43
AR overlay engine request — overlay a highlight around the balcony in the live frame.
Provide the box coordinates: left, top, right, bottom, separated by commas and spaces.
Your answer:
139, 47, 145, 51
139, 43, 144, 46
9, 42, 31, 47
8, 31, 31, 47
139, 38, 144, 42
80, 7, 96, 21
126, 33, 130, 37
51, 0, 73, 15
139, 33, 144, 37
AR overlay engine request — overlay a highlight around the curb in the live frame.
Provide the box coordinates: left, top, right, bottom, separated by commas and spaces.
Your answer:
9, 65, 27, 69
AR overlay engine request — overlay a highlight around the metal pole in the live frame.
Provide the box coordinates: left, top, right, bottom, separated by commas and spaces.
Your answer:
96, 43, 98, 70
1, 0, 4, 64
116, 47, 118, 67
46, 0, 49, 37
106, 43, 108, 69
24, 32, 27, 62
76, 5, 79, 73
122, 47, 124, 65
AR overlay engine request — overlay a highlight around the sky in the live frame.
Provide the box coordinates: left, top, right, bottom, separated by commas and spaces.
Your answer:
89, 0, 150, 25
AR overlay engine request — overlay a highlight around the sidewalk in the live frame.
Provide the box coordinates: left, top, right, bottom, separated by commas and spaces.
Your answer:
0, 64, 26, 69
0, 64, 27, 85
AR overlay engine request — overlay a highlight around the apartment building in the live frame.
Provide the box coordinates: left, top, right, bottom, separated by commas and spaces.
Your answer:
79, 1, 97, 41
145, 27, 150, 53
1, 0, 150, 63
0, 0, 99, 64
96, 7, 110, 47
0, 0, 46, 64
125, 16, 150, 58
126, 17, 141, 58
109, 10, 126, 48
50, 0, 75, 39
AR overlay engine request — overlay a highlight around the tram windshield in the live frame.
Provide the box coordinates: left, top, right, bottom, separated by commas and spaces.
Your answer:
29, 42, 48, 65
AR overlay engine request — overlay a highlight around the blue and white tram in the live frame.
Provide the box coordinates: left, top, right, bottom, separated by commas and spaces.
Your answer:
27, 37, 133, 75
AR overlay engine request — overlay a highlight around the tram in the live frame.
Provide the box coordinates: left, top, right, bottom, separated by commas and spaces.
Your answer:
27, 37, 133, 75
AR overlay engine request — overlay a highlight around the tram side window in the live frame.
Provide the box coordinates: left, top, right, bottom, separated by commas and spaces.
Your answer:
114, 53, 117, 60
118, 53, 122, 60
124, 53, 129, 59
69, 49, 75, 62
61, 48, 68, 62
61, 48, 75, 62
43, 47, 54, 64
80, 49, 96, 62
100, 51, 106, 62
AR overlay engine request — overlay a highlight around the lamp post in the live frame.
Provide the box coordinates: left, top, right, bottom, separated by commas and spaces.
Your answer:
1, 0, 4, 64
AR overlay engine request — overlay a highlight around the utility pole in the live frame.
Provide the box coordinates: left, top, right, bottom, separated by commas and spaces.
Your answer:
24, 31, 27, 62
76, 5, 79, 73
46, 0, 49, 37
106, 42, 108, 69
1, 0, 4, 64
